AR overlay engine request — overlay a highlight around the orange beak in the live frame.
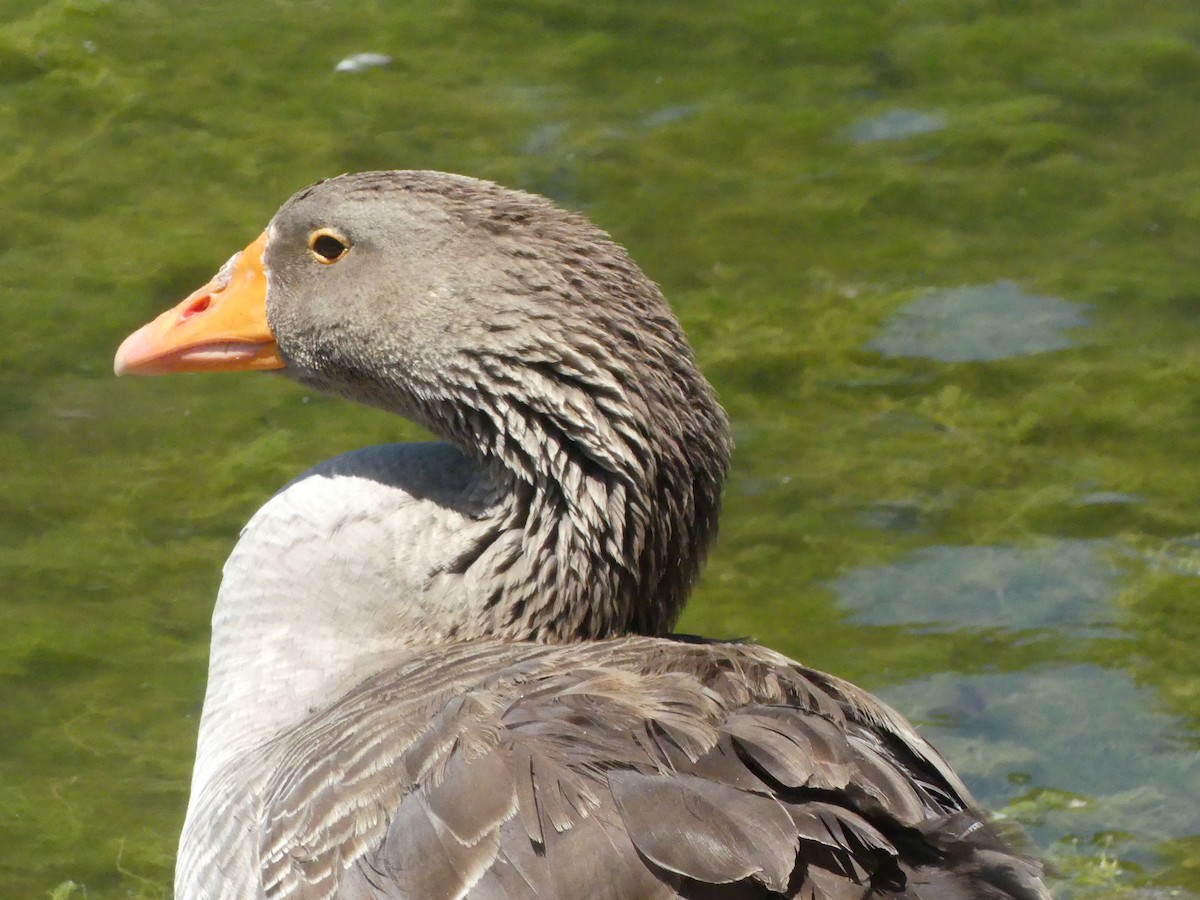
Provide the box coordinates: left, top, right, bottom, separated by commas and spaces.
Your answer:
114, 231, 286, 376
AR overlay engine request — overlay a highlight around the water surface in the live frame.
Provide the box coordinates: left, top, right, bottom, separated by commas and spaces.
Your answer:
3, 0, 1200, 897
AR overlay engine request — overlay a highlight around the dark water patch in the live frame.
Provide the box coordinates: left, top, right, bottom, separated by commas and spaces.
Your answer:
1029, 491, 1153, 541
731, 473, 797, 498
1078, 491, 1143, 507
521, 103, 700, 163
0, 39, 44, 84
11, 646, 106, 685
883, 665, 1200, 876
846, 108, 946, 144
638, 104, 700, 129
861, 408, 947, 437
0, 378, 35, 429
857, 499, 930, 533
705, 352, 807, 400
866, 282, 1091, 362
522, 122, 568, 157
822, 373, 935, 391
831, 539, 1120, 637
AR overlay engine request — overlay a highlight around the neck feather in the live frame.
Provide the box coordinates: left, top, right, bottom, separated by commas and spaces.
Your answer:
411, 327, 730, 641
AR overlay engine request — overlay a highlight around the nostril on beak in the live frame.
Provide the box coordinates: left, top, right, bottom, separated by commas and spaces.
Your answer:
182, 295, 212, 319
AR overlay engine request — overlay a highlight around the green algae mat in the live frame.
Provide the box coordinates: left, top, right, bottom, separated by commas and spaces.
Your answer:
3, 0, 1200, 896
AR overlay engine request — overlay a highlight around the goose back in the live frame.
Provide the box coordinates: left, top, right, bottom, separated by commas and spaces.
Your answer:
179, 637, 1045, 900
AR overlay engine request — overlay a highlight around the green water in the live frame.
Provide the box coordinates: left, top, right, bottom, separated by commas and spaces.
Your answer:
3, 0, 1200, 896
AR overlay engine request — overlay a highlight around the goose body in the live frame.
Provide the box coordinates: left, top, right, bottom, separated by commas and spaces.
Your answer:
115, 171, 1048, 900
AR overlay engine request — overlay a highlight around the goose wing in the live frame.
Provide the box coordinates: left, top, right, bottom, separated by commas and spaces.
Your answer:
202, 639, 1044, 900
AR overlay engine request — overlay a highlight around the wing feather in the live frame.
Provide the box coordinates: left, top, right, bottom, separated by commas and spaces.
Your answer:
174, 638, 1047, 900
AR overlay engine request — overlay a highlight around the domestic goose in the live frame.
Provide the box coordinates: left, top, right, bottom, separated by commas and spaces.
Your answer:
115, 171, 1048, 900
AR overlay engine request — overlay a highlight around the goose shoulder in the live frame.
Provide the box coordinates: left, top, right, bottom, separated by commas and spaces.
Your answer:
181, 638, 1044, 900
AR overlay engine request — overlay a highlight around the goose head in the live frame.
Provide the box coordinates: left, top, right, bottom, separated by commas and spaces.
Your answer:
116, 171, 731, 642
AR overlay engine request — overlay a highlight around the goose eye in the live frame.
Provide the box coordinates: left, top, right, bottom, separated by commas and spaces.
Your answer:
308, 229, 350, 264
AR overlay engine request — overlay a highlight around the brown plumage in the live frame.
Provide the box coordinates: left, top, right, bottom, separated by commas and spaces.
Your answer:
115, 171, 1049, 900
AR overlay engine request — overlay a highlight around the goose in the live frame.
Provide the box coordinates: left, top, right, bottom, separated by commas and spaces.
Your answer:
114, 171, 1048, 900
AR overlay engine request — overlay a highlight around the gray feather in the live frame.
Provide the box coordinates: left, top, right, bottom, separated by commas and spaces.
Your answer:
611, 770, 799, 892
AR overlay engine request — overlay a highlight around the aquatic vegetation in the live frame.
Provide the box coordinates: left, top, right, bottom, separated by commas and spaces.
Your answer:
2, 0, 1200, 896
